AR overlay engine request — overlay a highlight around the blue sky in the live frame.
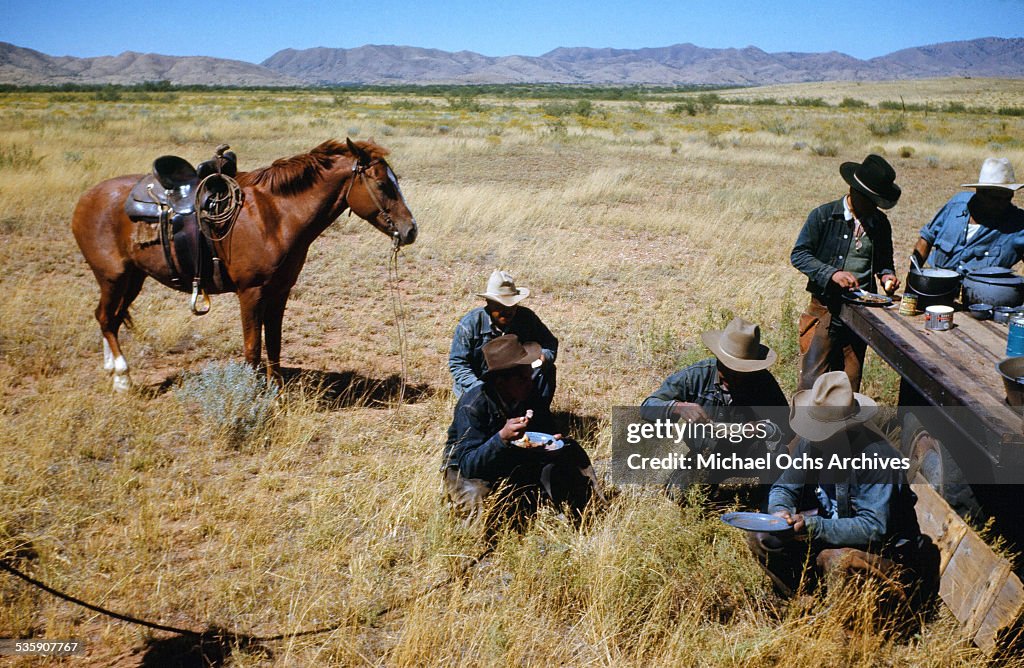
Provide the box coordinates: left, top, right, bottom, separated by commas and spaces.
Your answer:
3, 1, 1021, 63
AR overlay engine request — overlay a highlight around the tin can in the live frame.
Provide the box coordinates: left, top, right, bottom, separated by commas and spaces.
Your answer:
898, 293, 919, 316
1008, 315, 1024, 356
924, 305, 954, 331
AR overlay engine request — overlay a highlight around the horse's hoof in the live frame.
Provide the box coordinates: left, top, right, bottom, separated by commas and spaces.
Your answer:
112, 374, 132, 392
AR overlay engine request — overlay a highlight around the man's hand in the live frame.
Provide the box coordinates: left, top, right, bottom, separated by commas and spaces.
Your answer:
671, 402, 712, 423
879, 272, 900, 295
772, 510, 806, 533
830, 270, 859, 290
499, 415, 530, 443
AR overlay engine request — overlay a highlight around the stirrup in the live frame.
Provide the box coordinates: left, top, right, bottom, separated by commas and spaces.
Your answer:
189, 279, 211, 315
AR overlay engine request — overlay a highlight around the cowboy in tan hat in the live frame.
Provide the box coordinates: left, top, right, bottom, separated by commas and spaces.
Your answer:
792, 154, 902, 392
642, 316, 793, 458
449, 270, 558, 406
746, 372, 938, 610
912, 157, 1024, 273
442, 334, 599, 532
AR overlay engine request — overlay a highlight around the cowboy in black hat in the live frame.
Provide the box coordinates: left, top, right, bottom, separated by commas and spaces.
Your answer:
442, 334, 598, 531
792, 154, 902, 392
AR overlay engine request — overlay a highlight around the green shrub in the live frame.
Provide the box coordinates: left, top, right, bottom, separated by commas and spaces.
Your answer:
867, 116, 906, 137
839, 97, 868, 108
175, 361, 278, 447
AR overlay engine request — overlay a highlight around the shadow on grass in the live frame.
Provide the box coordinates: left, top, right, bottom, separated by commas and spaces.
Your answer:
142, 366, 435, 409
280, 367, 434, 408
139, 630, 268, 667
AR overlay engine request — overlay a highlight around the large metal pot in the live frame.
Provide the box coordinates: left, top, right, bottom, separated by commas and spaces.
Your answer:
962, 268, 1024, 308
907, 267, 962, 297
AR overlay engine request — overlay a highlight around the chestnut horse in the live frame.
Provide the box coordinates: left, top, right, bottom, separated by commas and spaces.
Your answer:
72, 138, 417, 391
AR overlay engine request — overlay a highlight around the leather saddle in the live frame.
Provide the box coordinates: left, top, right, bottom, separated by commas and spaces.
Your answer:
124, 146, 239, 311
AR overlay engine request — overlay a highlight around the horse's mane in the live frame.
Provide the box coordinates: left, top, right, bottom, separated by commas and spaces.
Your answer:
236, 139, 390, 196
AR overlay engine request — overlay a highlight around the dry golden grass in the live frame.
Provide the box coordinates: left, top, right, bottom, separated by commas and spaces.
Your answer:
1, 81, 1023, 665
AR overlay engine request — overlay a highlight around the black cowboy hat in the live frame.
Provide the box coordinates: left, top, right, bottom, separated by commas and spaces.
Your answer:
840, 154, 901, 209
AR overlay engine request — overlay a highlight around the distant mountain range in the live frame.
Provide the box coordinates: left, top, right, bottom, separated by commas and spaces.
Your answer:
2, 37, 1023, 87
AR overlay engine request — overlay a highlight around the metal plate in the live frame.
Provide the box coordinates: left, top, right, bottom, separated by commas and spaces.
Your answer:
514, 431, 564, 451
721, 511, 793, 532
842, 291, 893, 307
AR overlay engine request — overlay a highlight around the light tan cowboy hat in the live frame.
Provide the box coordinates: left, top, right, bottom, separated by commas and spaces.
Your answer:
477, 270, 530, 307
701, 317, 778, 373
962, 157, 1024, 191
482, 334, 542, 378
789, 371, 878, 442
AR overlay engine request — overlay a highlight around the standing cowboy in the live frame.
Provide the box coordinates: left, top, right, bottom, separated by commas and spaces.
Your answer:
912, 157, 1024, 272
449, 270, 558, 406
792, 154, 901, 392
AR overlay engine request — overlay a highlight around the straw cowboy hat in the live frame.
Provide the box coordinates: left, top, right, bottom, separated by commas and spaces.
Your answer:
477, 270, 530, 307
840, 154, 901, 210
789, 371, 878, 442
700, 317, 778, 373
482, 334, 542, 378
962, 157, 1024, 191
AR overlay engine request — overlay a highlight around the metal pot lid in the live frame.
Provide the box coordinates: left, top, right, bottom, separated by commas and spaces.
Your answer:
963, 273, 1024, 286
968, 266, 1016, 278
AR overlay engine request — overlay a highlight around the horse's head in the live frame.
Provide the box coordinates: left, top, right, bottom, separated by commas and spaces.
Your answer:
344, 138, 417, 247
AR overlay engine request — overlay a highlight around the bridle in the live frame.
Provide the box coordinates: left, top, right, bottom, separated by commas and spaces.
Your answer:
344, 157, 402, 248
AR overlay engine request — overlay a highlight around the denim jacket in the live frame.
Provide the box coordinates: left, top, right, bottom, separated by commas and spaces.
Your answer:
640, 358, 793, 449
767, 429, 920, 549
448, 305, 558, 398
442, 383, 556, 481
919, 191, 1024, 272
791, 198, 896, 302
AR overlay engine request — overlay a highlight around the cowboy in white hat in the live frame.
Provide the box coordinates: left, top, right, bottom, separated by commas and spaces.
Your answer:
792, 154, 902, 393
442, 335, 598, 532
449, 270, 558, 406
642, 317, 793, 467
913, 157, 1024, 273
746, 371, 938, 608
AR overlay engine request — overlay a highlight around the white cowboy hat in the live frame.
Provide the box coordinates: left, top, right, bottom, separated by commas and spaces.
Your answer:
962, 157, 1023, 191
789, 371, 878, 442
477, 270, 530, 307
700, 317, 778, 373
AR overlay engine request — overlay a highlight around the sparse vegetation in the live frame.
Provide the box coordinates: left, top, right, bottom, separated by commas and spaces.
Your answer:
0, 79, 1022, 665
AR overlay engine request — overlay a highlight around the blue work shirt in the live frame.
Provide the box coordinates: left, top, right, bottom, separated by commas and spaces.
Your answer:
767, 429, 920, 549
919, 191, 1024, 272
448, 305, 558, 399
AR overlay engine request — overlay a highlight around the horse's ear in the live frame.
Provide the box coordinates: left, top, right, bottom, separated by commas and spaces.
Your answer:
346, 137, 370, 166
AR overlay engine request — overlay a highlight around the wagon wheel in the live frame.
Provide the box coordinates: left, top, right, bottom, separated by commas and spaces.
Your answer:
901, 412, 981, 518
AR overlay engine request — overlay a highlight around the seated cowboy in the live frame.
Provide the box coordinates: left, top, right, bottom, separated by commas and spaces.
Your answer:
746, 372, 939, 612
913, 157, 1024, 273
442, 335, 597, 531
449, 270, 558, 407
641, 316, 793, 465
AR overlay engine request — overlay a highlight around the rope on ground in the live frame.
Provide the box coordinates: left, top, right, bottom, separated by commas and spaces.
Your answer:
0, 544, 493, 643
